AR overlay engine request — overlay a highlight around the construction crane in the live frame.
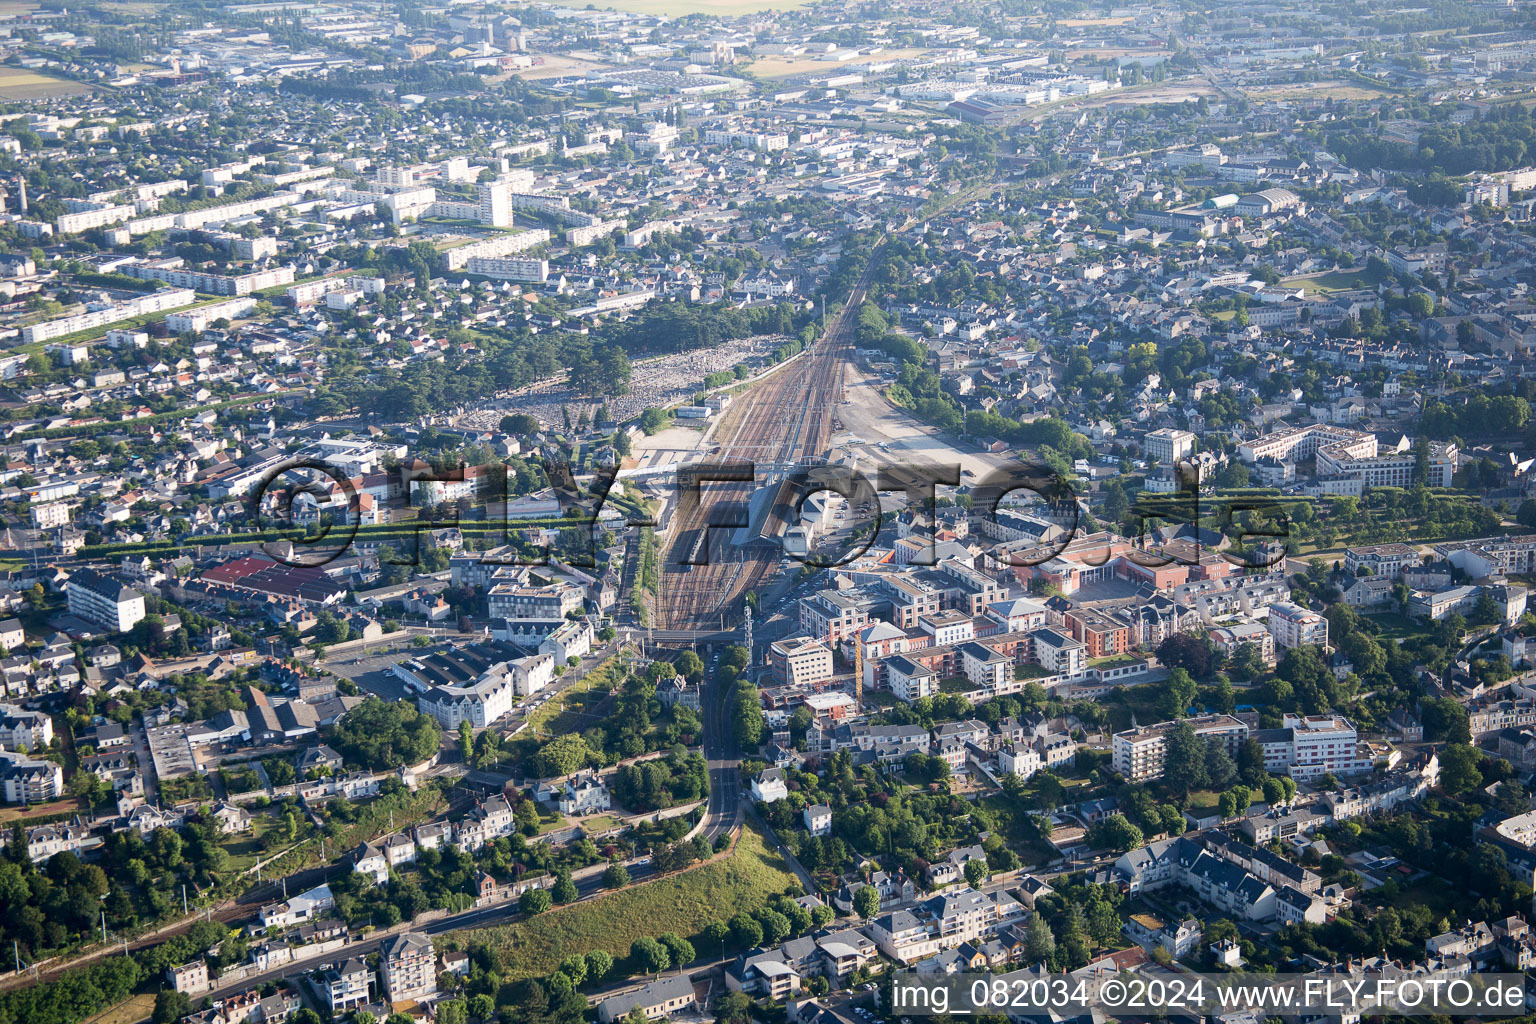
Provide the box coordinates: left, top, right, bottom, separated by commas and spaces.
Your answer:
853, 627, 863, 711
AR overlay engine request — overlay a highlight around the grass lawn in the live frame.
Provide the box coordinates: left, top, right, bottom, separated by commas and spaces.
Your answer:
79, 992, 156, 1024
0, 795, 84, 824
532, 807, 569, 835
1362, 611, 1420, 640
1280, 267, 1387, 295
1378, 878, 1467, 919
460, 822, 796, 981
221, 833, 265, 872
522, 676, 615, 739
575, 813, 624, 832
1187, 789, 1258, 812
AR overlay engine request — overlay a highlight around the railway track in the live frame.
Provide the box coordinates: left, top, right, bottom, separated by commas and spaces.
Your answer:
655, 245, 879, 631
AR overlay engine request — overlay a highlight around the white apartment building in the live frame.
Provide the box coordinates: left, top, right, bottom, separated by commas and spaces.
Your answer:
439, 229, 551, 271
1266, 601, 1329, 651
919, 610, 974, 647
487, 581, 584, 620
1437, 535, 1536, 578
164, 297, 258, 333
1317, 438, 1456, 489
769, 636, 834, 687
0, 752, 63, 803
464, 256, 549, 282
1343, 543, 1420, 579
21, 288, 196, 343
413, 670, 516, 729
320, 959, 371, 1014
999, 743, 1042, 780
512, 653, 554, 696
1144, 427, 1197, 463
1112, 714, 1249, 782
799, 590, 873, 643
0, 705, 53, 751
1030, 628, 1086, 677
1256, 713, 1371, 780
123, 263, 295, 296
65, 569, 145, 633
884, 655, 935, 703
540, 619, 592, 663
960, 641, 1010, 690
381, 933, 437, 1003
1238, 423, 1454, 488
56, 203, 135, 234
30, 502, 69, 529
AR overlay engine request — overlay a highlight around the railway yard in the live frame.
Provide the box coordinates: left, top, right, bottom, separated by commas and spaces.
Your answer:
654, 249, 879, 632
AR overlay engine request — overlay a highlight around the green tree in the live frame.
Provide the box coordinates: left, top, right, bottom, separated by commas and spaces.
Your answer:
853, 884, 881, 920
552, 870, 578, 904
1024, 912, 1055, 963
500, 413, 540, 436
585, 948, 614, 981
1440, 743, 1484, 798
730, 913, 763, 948
1088, 813, 1143, 853
658, 932, 694, 969
519, 887, 552, 916
153, 991, 192, 1024
631, 935, 671, 977
603, 861, 630, 888
558, 955, 588, 987
1161, 719, 1208, 793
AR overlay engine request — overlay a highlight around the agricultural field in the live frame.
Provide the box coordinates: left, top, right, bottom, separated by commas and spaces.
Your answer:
1251, 80, 1392, 102
743, 47, 929, 80
0, 67, 91, 100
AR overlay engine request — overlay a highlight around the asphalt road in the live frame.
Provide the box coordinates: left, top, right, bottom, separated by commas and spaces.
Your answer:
699, 646, 744, 843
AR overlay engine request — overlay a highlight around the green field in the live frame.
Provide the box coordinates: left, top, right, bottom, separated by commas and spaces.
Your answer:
458, 823, 796, 981
1281, 266, 1388, 295
0, 66, 90, 100
1362, 611, 1420, 639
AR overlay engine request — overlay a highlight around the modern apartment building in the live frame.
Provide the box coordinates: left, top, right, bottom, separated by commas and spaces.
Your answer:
486, 580, 584, 620
1144, 427, 1197, 463
381, 932, 438, 1003
769, 636, 835, 687
1255, 713, 1370, 780
1266, 601, 1329, 651
65, 568, 145, 633
1343, 543, 1420, 580
1112, 714, 1249, 782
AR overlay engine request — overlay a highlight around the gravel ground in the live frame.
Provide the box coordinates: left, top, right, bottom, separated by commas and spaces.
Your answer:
456, 335, 786, 430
